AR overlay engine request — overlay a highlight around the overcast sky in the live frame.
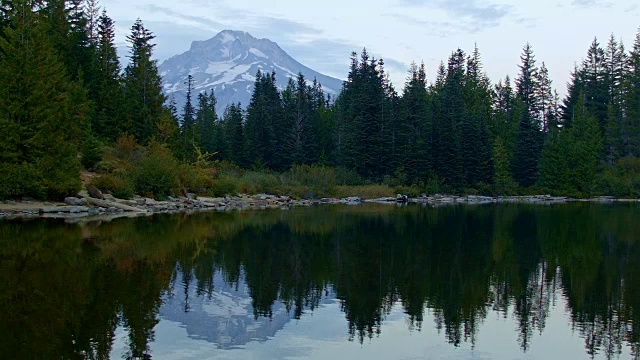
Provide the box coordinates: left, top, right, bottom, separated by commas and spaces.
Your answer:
102, 0, 639, 95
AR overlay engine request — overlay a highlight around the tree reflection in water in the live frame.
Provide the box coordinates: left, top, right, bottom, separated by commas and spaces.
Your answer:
0, 203, 639, 359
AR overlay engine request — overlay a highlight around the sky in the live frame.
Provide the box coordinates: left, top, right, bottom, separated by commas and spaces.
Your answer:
102, 0, 639, 95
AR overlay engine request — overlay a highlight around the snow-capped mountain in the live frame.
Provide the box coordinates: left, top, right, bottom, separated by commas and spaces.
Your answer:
159, 30, 344, 116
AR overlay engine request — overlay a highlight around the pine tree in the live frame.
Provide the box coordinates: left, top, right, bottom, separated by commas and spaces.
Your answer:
491, 76, 518, 153
538, 129, 570, 194
433, 49, 465, 189
180, 74, 197, 160
493, 137, 517, 194
623, 28, 640, 157
398, 62, 430, 183
513, 44, 544, 188
122, 18, 165, 144
515, 43, 539, 123
290, 73, 315, 165
463, 46, 493, 185
94, 10, 123, 141
43, 0, 95, 80
0, 0, 87, 199
561, 66, 584, 128
582, 38, 609, 131
84, 0, 100, 45
195, 89, 222, 157
535, 63, 554, 132
245, 70, 284, 169
569, 96, 603, 195
223, 103, 246, 166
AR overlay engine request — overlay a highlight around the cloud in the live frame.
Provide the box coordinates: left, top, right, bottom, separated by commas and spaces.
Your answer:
140, 4, 225, 30
398, 0, 513, 28
570, 0, 612, 8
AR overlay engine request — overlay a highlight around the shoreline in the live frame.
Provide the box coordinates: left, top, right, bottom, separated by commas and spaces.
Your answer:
1, 193, 638, 223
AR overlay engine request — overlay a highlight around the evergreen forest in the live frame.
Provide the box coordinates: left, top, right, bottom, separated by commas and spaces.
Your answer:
1, 0, 640, 200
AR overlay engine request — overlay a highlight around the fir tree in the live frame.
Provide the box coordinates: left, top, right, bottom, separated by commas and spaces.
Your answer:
180, 74, 197, 160
0, 0, 87, 199
463, 46, 493, 185
493, 137, 517, 194
398, 62, 430, 183
123, 18, 165, 144
581, 38, 609, 130
94, 10, 123, 141
513, 44, 543, 188
623, 28, 640, 157
223, 103, 246, 167
569, 96, 603, 195
245, 70, 284, 170
195, 89, 222, 157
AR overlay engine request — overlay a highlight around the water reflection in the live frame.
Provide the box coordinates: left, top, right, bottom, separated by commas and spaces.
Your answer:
0, 203, 639, 359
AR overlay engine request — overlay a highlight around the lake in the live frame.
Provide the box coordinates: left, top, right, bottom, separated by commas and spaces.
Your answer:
1, 203, 639, 359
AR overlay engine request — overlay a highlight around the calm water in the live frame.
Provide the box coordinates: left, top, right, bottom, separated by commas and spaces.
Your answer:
1, 203, 639, 359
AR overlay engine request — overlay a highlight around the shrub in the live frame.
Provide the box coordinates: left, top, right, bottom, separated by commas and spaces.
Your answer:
178, 164, 214, 194
38, 155, 82, 200
423, 173, 444, 195
81, 133, 103, 171
91, 173, 135, 199
334, 185, 395, 199
209, 176, 238, 197
394, 185, 423, 198
237, 171, 281, 195
133, 143, 180, 199
0, 163, 45, 200
335, 166, 364, 186
598, 157, 640, 198
283, 164, 337, 198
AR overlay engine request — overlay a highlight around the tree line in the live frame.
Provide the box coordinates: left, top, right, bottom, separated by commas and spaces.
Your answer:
1, 0, 639, 199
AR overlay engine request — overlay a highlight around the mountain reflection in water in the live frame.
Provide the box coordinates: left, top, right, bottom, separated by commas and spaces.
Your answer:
0, 203, 639, 359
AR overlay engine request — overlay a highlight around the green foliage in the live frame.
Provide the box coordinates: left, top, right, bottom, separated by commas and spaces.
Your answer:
236, 171, 282, 195
81, 132, 103, 170
0, 1, 85, 200
493, 138, 518, 195
122, 19, 165, 144
598, 157, 640, 198
91, 173, 134, 199
133, 143, 180, 199
333, 185, 395, 199
209, 176, 238, 197
178, 164, 214, 195
335, 167, 364, 186
0, 163, 45, 200
282, 164, 337, 198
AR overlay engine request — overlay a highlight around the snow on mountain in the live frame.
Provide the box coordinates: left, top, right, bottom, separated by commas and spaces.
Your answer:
159, 30, 344, 116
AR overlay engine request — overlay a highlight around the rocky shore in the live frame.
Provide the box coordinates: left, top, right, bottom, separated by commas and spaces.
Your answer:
0, 192, 638, 222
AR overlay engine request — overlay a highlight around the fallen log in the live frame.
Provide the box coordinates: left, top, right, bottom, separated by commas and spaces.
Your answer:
84, 197, 148, 213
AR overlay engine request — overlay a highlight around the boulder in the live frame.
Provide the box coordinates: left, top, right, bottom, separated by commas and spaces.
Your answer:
86, 185, 104, 200
64, 197, 87, 206
41, 206, 90, 214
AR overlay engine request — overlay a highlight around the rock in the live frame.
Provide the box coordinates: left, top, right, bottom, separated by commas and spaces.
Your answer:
64, 197, 87, 206
85, 197, 148, 213
40, 206, 90, 214
341, 197, 362, 205
144, 198, 157, 206
87, 185, 104, 200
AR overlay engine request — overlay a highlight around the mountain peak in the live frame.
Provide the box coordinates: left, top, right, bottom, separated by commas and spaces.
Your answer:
160, 31, 343, 116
